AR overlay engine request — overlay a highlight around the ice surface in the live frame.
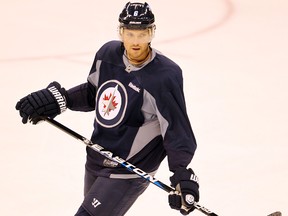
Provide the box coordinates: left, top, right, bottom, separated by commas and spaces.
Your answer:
1, 0, 287, 215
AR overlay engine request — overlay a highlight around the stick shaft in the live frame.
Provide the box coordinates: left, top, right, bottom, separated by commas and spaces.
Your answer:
44, 117, 173, 192
44, 117, 218, 216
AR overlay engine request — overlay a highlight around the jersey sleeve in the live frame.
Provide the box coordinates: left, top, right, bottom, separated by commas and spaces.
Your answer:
66, 81, 96, 112
155, 66, 197, 172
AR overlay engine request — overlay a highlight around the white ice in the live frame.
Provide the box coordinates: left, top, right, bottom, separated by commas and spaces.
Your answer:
1, 0, 287, 215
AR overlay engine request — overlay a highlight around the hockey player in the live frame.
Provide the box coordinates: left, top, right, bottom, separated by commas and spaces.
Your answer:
15, 2, 200, 216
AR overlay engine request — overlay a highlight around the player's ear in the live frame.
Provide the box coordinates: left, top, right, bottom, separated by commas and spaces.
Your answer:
118, 26, 124, 41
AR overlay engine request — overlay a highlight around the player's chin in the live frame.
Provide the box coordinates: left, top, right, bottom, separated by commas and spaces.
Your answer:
128, 50, 142, 57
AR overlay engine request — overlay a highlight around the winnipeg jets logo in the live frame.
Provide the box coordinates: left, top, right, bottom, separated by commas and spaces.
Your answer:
101, 85, 119, 116
96, 80, 128, 128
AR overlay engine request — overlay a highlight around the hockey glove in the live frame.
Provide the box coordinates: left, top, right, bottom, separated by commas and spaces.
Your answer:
15, 81, 67, 124
169, 168, 199, 215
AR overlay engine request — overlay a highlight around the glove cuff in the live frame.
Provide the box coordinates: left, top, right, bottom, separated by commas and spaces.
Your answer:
47, 81, 67, 113
170, 167, 199, 187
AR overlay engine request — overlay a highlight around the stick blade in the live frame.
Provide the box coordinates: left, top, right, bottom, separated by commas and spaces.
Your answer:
267, 211, 282, 216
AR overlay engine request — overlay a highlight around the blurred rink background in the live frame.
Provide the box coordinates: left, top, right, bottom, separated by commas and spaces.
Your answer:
1, 0, 287, 215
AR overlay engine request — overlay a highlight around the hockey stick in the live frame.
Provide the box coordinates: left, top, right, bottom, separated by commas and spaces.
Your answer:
267, 212, 282, 216
43, 117, 218, 216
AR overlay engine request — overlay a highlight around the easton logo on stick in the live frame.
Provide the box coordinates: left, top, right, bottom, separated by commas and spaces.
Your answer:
90, 143, 159, 183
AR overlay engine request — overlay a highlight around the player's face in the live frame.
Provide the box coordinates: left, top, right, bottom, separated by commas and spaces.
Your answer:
121, 28, 152, 63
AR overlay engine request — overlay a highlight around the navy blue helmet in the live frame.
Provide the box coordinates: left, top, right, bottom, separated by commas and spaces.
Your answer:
119, 2, 155, 29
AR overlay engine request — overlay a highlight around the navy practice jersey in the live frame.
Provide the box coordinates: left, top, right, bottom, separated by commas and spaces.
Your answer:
66, 40, 197, 178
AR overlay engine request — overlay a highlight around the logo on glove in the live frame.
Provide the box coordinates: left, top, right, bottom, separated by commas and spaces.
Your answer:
47, 86, 67, 113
